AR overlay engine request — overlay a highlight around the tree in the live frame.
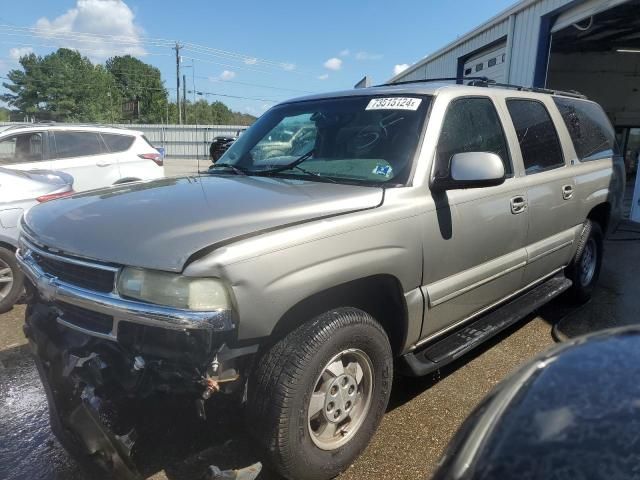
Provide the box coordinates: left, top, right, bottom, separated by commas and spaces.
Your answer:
105, 55, 168, 123
1, 48, 121, 122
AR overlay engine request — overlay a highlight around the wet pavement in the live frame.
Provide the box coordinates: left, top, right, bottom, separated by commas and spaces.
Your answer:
1, 232, 638, 480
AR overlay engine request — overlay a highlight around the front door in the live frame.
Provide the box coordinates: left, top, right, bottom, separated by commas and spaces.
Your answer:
0, 131, 51, 171
421, 96, 528, 339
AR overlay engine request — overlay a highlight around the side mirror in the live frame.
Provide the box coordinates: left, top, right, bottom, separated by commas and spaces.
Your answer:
431, 152, 506, 190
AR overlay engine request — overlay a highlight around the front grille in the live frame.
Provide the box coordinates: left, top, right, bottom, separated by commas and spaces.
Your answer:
56, 301, 114, 334
32, 252, 115, 293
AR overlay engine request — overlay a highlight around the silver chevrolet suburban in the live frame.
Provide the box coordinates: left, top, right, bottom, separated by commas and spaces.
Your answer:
17, 81, 624, 480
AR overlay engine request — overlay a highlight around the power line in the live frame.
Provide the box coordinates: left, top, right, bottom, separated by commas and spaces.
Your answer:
199, 76, 312, 94
0, 75, 285, 104
0, 24, 318, 77
0, 55, 171, 79
190, 89, 278, 103
0, 40, 172, 58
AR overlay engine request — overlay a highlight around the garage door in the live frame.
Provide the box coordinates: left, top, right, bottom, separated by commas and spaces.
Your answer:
463, 44, 507, 83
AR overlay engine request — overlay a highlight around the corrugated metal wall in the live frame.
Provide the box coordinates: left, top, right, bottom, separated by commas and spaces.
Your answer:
111, 124, 248, 159
394, 0, 576, 86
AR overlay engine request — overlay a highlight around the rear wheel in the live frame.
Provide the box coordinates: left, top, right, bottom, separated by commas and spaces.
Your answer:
565, 220, 603, 303
247, 308, 393, 480
0, 247, 24, 314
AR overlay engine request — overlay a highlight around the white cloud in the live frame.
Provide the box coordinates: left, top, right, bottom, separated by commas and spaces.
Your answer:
339, 49, 350, 57
393, 63, 410, 75
323, 57, 342, 71
9, 47, 34, 61
280, 62, 296, 71
317, 73, 329, 80
219, 70, 236, 81
244, 57, 257, 65
33, 0, 146, 60
356, 51, 383, 61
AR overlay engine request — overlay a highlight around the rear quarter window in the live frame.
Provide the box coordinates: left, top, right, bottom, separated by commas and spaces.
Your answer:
553, 97, 618, 161
102, 133, 135, 153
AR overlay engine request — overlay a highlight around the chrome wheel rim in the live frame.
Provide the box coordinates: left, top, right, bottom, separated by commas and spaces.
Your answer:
307, 348, 374, 450
580, 238, 597, 287
0, 258, 13, 300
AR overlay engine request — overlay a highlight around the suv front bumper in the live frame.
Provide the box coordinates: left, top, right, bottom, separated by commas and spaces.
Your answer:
17, 242, 244, 479
16, 243, 235, 342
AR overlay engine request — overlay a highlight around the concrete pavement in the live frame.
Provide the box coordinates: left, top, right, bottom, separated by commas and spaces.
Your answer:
1, 234, 638, 480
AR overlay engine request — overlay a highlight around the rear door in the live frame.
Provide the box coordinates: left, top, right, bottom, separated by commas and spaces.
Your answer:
421, 96, 529, 338
504, 98, 578, 285
51, 130, 119, 191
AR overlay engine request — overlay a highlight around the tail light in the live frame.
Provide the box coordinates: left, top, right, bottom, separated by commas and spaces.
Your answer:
139, 152, 163, 167
37, 189, 74, 203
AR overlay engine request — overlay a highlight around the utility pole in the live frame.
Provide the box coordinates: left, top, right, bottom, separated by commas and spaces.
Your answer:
183, 74, 187, 124
174, 42, 182, 124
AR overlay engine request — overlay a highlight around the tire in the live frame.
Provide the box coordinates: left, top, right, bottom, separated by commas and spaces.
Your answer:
0, 247, 24, 314
565, 220, 603, 303
247, 308, 393, 480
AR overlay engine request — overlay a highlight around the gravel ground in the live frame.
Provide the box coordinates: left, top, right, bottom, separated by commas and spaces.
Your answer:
1, 229, 638, 480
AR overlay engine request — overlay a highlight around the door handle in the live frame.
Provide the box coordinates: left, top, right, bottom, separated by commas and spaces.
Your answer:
562, 184, 574, 200
96, 161, 111, 167
510, 196, 527, 214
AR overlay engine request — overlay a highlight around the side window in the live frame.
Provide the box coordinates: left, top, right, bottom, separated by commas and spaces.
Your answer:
54, 131, 103, 159
506, 99, 565, 174
553, 97, 618, 161
0, 132, 45, 165
435, 97, 512, 178
102, 133, 135, 153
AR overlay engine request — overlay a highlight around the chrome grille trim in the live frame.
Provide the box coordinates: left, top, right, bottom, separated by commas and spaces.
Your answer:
16, 239, 235, 341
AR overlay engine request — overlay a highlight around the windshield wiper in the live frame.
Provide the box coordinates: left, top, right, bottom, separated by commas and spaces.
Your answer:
290, 164, 338, 183
206, 163, 248, 175
249, 149, 314, 175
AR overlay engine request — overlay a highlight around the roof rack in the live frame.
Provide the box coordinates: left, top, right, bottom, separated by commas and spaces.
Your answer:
379, 77, 587, 99
377, 76, 491, 87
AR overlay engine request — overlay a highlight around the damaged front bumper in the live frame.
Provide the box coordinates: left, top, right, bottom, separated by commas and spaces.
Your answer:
17, 244, 255, 478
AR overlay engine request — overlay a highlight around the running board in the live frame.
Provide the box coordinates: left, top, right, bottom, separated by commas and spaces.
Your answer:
400, 274, 572, 377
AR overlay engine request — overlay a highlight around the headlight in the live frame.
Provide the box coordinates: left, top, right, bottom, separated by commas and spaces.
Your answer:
117, 267, 231, 311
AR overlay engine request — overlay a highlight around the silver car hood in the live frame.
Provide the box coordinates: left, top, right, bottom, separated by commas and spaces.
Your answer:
23, 175, 384, 272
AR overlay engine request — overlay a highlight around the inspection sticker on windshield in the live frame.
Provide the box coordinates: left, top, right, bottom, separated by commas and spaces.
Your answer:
365, 97, 422, 111
372, 164, 392, 177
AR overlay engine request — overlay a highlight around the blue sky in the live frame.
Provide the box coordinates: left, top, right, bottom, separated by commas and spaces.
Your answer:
0, 0, 515, 117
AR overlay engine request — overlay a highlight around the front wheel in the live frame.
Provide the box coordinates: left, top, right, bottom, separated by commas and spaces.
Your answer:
565, 220, 603, 303
247, 308, 393, 480
0, 247, 24, 314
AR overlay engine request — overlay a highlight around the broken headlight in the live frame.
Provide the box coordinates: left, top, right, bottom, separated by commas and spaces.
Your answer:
117, 267, 231, 311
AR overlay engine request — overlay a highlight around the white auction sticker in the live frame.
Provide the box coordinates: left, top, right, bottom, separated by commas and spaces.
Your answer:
365, 97, 422, 111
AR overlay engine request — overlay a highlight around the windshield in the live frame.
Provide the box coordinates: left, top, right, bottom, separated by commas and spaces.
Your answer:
216, 94, 432, 185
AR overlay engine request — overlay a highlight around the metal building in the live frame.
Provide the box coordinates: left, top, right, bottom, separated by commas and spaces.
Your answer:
391, 0, 640, 219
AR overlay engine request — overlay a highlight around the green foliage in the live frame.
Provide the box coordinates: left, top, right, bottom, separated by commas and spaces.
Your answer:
1, 48, 257, 125
106, 55, 167, 123
169, 99, 256, 125
1, 49, 121, 122
0, 107, 10, 121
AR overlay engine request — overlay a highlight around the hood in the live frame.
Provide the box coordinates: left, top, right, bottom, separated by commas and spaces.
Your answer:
23, 175, 383, 272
